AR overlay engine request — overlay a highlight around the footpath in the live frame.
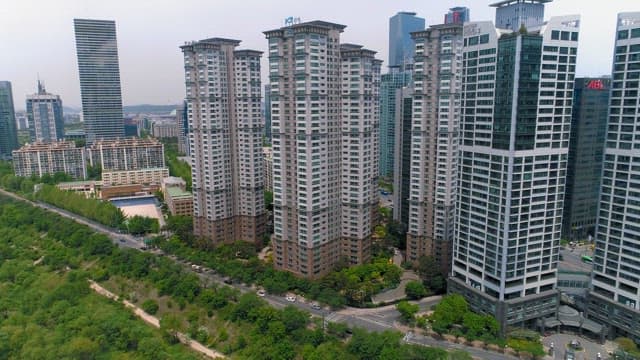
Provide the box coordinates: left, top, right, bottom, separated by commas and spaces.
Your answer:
89, 280, 225, 359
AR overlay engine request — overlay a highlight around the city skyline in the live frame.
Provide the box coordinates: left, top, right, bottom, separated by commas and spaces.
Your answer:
0, 0, 637, 109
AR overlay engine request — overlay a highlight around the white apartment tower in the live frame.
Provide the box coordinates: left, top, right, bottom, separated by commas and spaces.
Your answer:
587, 12, 640, 343
406, 23, 463, 276
264, 21, 381, 278
449, 16, 580, 331
181, 38, 265, 246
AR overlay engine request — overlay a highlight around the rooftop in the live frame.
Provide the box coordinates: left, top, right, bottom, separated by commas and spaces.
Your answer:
166, 186, 191, 198
490, 0, 552, 7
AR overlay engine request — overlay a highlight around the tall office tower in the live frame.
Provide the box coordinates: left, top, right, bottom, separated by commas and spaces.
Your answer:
405, 23, 463, 276
562, 78, 610, 241
264, 84, 272, 144
264, 21, 381, 278
176, 102, 189, 155
449, 15, 580, 332
74, 19, 124, 144
389, 12, 425, 69
0, 81, 18, 159
491, 0, 550, 31
587, 12, 640, 343
26, 80, 64, 142
444, 7, 471, 25
379, 72, 412, 178
392, 87, 413, 229
181, 38, 266, 246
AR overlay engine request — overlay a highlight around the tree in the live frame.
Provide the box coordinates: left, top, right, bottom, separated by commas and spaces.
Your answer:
431, 294, 468, 333
416, 255, 446, 294
405, 281, 428, 300
141, 299, 159, 315
396, 301, 419, 323
159, 314, 182, 344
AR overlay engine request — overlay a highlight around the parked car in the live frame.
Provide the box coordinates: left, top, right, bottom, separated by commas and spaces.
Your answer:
257, 289, 266, 297
223, 277, 233, 284
285, 294, 296, 302
311, 302, 321, 310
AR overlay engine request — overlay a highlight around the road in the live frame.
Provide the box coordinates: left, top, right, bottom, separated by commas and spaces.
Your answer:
0, 188, 517, 359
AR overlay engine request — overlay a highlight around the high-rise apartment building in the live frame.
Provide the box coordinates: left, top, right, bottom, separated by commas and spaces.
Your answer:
587, 12, 640, 343
389, 12, 425, 69
264, 21, 381, 278
87, 138, 165, 171
379, 72, 412, 179
0, 81, 19, 159
445, 7, 471, 25
491, 0, 550, 31
406, 23, 463, 276
449, 15, 580, 331
562, 77, 610, 241
264, 84, 272, 144
181, 38, 265, 246
12, 141, 86, 179
74, 19, 124, 144
26, 81, 64, 142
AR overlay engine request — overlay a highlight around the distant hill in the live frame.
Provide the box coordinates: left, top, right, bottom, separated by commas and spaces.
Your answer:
123, 104, 178, 115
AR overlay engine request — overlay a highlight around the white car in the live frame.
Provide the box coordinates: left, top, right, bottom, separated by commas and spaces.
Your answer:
311, 302, 321, 310
285, 294, 296, 302
257, 289, 266, 297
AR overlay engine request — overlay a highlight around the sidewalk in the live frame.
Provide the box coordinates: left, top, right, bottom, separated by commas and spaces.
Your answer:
371, 270, 420, 304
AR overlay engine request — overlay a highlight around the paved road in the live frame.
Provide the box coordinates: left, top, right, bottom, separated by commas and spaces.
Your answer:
0, 188, 518, 359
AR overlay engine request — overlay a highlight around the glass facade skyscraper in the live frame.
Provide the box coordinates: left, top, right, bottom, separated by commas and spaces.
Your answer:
562, 77, 610, 241
74, 18, 124, 144
379, 72, 411, 178
26, 81, 65, 142
0, 81, 18, 159
491, 0, 549, 31
587, 12, 640, 344
388, 12, 425, 69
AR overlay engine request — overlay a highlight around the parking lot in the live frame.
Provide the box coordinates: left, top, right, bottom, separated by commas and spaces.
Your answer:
542, 333, 617, 360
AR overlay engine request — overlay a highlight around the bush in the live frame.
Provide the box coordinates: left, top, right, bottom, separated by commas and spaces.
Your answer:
141, 299, 159, 315
405, 280, 428, 299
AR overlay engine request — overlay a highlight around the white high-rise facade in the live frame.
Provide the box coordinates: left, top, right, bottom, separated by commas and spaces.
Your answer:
587, 12, 640, 343
181, 38, 265, 246
406, 23, 463, 276
449, 16, 580, 331
265, 21, 380, 279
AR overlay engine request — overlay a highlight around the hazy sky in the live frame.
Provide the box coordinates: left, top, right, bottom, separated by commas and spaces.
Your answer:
0, 0, 637, 110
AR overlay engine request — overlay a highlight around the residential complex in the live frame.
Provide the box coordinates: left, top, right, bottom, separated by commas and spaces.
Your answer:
87, 138, 165, 171
587, 12, 640, 343
26, 81, 65, 142
562, 77, 610, 241
388, 12, 425, 69
392, 87, 414, 229
405, 23, 463, 276
101, 168, 169, 186
12, 141, 86, 179
0, 81, 19, 159
181, 38, 266, 246
151, 121, 178, 138
264, 21, 381, 278
491, 0, 550, 32
449, 15, 580, 331
379, 71, 411, 178
73, 18, 124, 144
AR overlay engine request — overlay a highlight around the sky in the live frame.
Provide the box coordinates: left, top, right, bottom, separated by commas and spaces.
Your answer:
0, 0, 638, 110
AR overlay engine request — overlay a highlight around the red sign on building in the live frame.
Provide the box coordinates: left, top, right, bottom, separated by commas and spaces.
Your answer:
586, 79, 605, 90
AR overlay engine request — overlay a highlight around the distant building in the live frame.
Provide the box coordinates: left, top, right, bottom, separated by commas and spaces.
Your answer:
392, 87, 413, 230
162, 176, 186, 193
151, 121, 178, 138
87, 138, 165, 171
491, 0, 550, 31
263, 147, 273, 192
64, 129, 86, 143
379, 71, 412, 178
444, 7, 470, 24
264, 84, 272, 144
124, 117, 139, 137
101, 167, 169, 187
181, 37, 266, 247
26, 80, 64, 142
165, 186, 193, 217
176, 102, 189, 155
73, 19, 124, 144
562, 78, 610, 241
388, 12, 425, 69
0, 81, 19, 158
15, 112, 28, 130
12, 140, 86, 179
